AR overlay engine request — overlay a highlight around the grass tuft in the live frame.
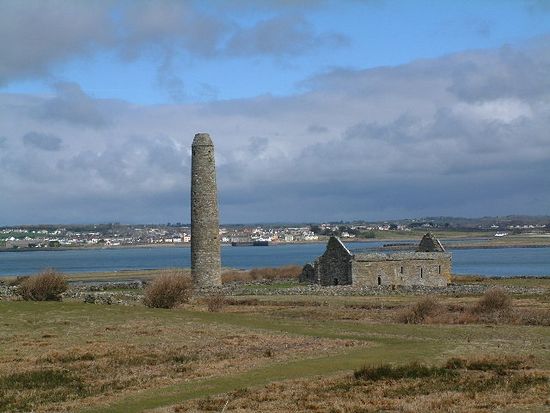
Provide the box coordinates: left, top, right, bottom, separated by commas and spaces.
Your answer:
397, 296, 440, 324
0, 369, 79, 390
473, 287, 512, 314
204, 291, 227, 312
354, 362, 455, 381
143, 272, 192, 309
16, 269, 68, 301
0, 369, 86, 413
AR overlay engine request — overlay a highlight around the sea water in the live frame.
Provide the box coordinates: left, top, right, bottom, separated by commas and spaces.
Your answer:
0, 242, 548, 277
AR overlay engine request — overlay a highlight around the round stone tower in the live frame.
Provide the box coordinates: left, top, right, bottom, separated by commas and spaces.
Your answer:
191, 133, 222, 287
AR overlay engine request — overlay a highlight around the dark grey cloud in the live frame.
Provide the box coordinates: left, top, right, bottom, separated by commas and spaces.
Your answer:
33, 82, 113, 128
22, 132, 62, 151
0, 136, 7, 148
1, 38, 550, 224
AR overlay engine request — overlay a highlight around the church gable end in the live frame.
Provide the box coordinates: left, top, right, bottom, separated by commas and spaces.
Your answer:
417, 233, 446, 252
317, 236, 353, 286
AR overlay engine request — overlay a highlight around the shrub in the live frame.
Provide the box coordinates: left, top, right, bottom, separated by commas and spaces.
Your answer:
354, 362, 455, 381
204, 291, 227, 312
398, 296, 440, 324
17, 269, 68, 301
143, 273, 192, 309
473, 288, 512, 314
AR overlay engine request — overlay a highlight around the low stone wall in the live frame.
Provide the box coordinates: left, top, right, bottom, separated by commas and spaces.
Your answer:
1, 278, 545, 303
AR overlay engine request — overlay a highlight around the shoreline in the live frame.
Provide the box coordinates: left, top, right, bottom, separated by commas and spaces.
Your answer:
2, 237, 550, 253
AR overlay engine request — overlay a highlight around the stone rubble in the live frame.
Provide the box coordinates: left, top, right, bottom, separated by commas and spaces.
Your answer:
0, 278, 546, 304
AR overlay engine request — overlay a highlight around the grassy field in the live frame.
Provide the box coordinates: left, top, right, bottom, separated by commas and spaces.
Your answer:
0, 277, 549, 412
350, 230, 550, 243
2, 233, 548, 411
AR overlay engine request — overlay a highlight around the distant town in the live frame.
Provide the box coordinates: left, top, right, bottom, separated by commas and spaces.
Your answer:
1, 215, 549, 250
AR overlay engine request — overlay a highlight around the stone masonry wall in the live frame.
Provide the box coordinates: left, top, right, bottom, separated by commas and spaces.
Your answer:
300, 263, 318, 284
191, 133, 222, 288
352, 252, 451, 288
316, 237, 353, 286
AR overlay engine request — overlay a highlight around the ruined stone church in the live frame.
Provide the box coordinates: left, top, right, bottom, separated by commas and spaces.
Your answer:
301, 233, 451, 287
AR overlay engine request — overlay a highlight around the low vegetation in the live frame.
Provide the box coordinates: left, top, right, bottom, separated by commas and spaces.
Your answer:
222, 265, 301, 283
473, 287, 512, 313
396, 288, 550, 326
0, 273, 548, 412
0, 300, 356, 412
16, 269, 68, 301
204, 291, 227, 312
444, 354, 532, 372
397, 296, 441, 324
172, 355, 549, 413
354, 362, 454, 381
143, 271, 192, 308
0, 369, 86, 412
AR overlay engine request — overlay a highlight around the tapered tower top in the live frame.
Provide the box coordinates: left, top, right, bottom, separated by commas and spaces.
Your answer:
192, 133, 213, 146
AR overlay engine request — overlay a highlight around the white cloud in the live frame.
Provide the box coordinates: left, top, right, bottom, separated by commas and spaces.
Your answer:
453, 99, 533, 123
0, 0, 349, 91
1, 39, 550, 223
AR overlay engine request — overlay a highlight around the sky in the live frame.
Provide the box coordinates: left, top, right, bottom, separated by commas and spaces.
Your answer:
1, 0, 550, 225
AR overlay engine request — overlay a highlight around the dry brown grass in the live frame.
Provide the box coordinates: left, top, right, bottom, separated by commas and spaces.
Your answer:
444, 354, 534, 371
0, 302, 360, 413
172, 355, 549, 413
222, 265, 301, 283
143, 272, 192, 308
473, 287, 512, 313
16, 269, 68, 301
397, 296, 441, 324
2, 277, 549, 412
515, 308, 550, 326
391, 288, 550, 326
204, 291, 227, 312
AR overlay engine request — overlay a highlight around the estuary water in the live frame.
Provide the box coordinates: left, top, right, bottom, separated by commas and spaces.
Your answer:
0, 242, 549, 277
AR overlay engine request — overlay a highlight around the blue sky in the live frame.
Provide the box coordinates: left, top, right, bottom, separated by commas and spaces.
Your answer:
3, 0, 550, 103
0, 0, 549, 224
